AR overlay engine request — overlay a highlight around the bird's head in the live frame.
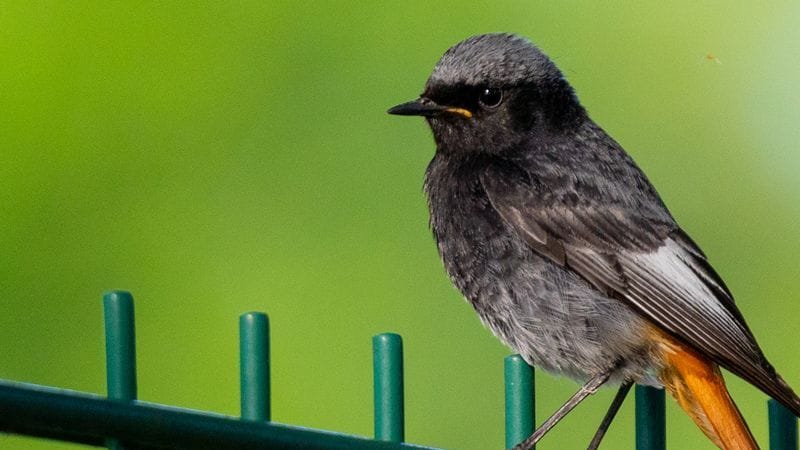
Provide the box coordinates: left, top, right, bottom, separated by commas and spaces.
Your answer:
389, 33, 586, 156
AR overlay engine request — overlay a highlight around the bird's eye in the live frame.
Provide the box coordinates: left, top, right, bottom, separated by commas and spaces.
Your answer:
478, 87, 503, 108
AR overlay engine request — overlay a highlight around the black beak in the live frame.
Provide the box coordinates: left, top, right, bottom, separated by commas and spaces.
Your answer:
387, 97, 447, 116
388, 98, 474, 119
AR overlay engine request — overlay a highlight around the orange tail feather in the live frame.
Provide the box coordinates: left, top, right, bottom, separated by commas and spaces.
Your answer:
653, 329, 759, 450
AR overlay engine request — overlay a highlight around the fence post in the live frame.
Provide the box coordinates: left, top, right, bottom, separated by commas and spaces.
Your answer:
240, 312, 270, 422
373, 333, 404, 442
504, 355, 534, 449
635, 385, 665, 450
769, 399, 798, 450
103, 291, 138, 450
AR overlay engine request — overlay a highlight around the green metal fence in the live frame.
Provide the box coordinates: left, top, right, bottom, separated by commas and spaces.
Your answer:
0, 290, 796, 449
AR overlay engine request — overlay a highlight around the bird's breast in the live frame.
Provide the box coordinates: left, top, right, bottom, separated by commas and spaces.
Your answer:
424, 155, 523, 300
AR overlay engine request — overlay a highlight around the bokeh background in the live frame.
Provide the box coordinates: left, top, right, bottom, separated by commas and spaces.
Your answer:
2, 2, 799, 449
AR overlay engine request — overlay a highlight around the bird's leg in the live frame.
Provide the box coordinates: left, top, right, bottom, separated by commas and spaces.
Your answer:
512, 370, 612, 450
586, 381, 633, 450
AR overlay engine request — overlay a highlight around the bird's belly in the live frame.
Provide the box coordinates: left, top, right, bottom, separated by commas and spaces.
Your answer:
440, 232, 659, 384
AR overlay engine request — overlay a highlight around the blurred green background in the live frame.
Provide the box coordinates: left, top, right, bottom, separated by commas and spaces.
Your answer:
2, 2, 799, 449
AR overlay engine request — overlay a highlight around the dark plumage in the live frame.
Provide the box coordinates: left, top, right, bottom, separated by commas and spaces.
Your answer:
388, 33, 800, 447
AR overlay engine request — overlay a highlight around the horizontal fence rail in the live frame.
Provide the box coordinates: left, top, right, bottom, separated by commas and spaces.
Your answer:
0, 290, 796, 449
0, 380, 435, 450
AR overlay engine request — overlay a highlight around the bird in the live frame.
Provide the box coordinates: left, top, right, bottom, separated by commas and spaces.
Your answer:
387, 33, 800, 449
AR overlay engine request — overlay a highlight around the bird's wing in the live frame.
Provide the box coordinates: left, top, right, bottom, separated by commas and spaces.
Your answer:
479, 161, 781, 396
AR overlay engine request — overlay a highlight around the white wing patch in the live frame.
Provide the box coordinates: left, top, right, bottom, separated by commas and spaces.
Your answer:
619, 239, 758, 358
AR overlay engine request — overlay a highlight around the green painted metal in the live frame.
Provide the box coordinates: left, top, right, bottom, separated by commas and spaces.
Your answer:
635, 385, 665, 450
504, 355, 534, 449
373, 333, 405, 442
0, 381, 438, 450
103, 291, 138, 401
240, 312, 271, 422
769, 399, 798, 450
103, 291, 137, 450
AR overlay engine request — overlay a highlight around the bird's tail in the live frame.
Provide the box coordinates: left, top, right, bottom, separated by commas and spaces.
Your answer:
654, 331, 759, 450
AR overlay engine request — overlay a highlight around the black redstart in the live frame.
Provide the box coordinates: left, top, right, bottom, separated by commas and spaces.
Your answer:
388, 33, 800, 449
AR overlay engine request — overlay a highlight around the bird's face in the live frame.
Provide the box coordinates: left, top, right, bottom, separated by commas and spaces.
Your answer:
389, 33, 585, 156
414, 80, 533, 156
